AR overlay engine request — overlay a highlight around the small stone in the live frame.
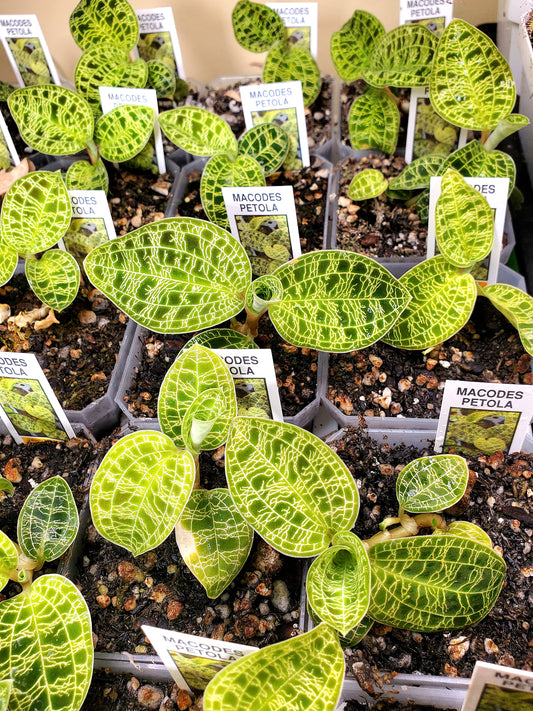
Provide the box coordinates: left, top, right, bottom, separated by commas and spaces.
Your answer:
138, 685, 164, 709
117, 561, 143, 583
497, 653, 515, 667
521, 565, 533, 577
426, 358, 438, 370
398, 378, 411, 392
91, 371, 107, 382
255, 582, 271, 596
390, 402, 403, 415
444, 664, 458, 677
5, 458, 22, 483
416, 374, 428, 386
124, 597, 137, 611
448, 636, 470, 661
131, 215, 142, 228
271, 580, 290, 613
30, 457, 43, 469
78, 310, 97, 325
151, 180, 170, 196
69, 348, 82, 359
377, 387, 392, 409
128, 677, 140, 693
167, 600, 184, 620
176, 689, 192, 710
484, 638, 500, 654
252, 540, 282, 574
151, 584, 170, 602
215, 604, 231, 619
439, 360, 451, 368
96, 594, 111, 608
368, 355, 382, 368
135, 645, 148, 654
110, 197, 121, 205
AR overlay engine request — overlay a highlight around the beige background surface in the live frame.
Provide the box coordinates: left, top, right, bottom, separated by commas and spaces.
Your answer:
0, 0, 498, 86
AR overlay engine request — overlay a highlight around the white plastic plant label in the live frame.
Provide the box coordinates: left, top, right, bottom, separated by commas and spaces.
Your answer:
399, 0, 453, 36
0, 353, 75, 444
222, 185, 301, 277
0, 112, 19, 167
266, 3, 318, 58
461, 661, 533, 710
98, 86, 165, 174
404, 86, 468, 163
427, 176, 510, 285
434, 379, 533, 456
134, 7, 186, 80
213, 349, 283, 422
0, 15, 61, 87
142, 625, 258, 693
63, 190, 117, 257
240, 81, 310, 169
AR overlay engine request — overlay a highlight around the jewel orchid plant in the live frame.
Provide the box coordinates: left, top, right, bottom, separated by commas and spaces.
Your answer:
0, 476, 93, 711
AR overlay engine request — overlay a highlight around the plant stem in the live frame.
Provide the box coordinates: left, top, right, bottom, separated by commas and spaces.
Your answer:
480, 130, 490, 146
193, 453, 201, 490
364, 513, 446, 549
382, 86, 401, 106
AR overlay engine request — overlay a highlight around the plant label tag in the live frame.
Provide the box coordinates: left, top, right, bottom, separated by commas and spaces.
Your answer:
266, 3, 318, 58
461, 661, 533, 710
240, 81, 310, 169
434, 379, 533, 456
213, 349, 284, 421
63, 190, 117, 257
134, 7, 186, 80
427, 176, 510, 284
0, 353, 75, 445
142, 625, 258, 693
0, 15, 61, 87
222, 185, 301, 278
404, 86, 468, 163
98, 86, 166, 174
0, 112, 20, 167
399, 0, 453, 36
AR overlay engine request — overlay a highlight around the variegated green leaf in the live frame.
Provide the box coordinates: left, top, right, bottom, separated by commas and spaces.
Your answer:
185, 328, 258, 350
348, 169, 388, 200
0, 574, 93, 711
95, 104, 154, 163
396, 455, 469, 514
389, 155, 445, 191
330, 10, 385, 82
25, 251, 80, 312
0, 479, 14, 496
434, 521, 492, 547
238, 123, 289, 176
0, 245, 17, 287
308, 603, 374, 648
1, 171, 71, 256
90, 431, 195, 556
8, 85, 94, 156
416, 188, 430, 222
84, 217, 251, 333
430, 20, 515, 131
70, 0, 138, 50
364, 24, 438, 88
368, 536, 506, 631
158, 344, 237, 451
435, 169, 494, 268
232, 0, 285, 52
0, 680, 12, 711
484, 113, 530, 151
478, 283, 533, 355
263, 42, 322, 108
175, 488, 253, 599
0, 530, 18, 593
382, 256, 476, 350
204, 623, 344, 711
348, 87, 399, 154
147, 59, 176, 99
66, 158, 109, 192
201, 154, 265, 229
226, 417, 359, 557
159, 107, 238, 157
17, 476, 78, 565
307, 531, 371, 635
439, 140, 516, 192
269, 251, 411, 352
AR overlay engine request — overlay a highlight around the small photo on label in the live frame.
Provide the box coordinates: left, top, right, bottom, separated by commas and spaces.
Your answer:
286, 26, 311, 51
236, 214, 292, 276
137, 30, 176, 75
411, 95, 460, 160
252, 106, 301, 169
168, 650, 230, 691
0, 377, 69, 442
475, 683, 533, 710
0, 132, 12, 170
406, 15, 446, 36
444, 407, 520, 457
235, 377, 273, 419
6, 36, 51, 85
64, 218, 110, 262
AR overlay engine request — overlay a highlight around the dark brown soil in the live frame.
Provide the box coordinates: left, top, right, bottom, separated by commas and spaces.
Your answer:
335, 154, 427, 258
82, 672, 180, 711
327, 299, 532, 418
328, 422, 533, 686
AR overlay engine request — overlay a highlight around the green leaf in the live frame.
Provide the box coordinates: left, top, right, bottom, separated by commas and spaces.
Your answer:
238, 123, 289, 176
0, 479, 14, 496
226, 417, 359, 557
416, 188, 430, 222
0, 530, 18, 593
0, 80, 15, 101
84, 217, 251, 334
478, 283, 533, 356
430, 19, 515, 131
388, 155, 446, 191
348, 87, 399, 154
433, 521, 492, 547
17, 476, 78, 565
348, 169, 388, 200
364, 24, 438, 88
435, 169, 494, 268
8, 85, 94, 156
232, 0, 285, 52
159, 107, 238, 157
95, 104, 154, 163
368, 536, 506, 631
176, 489, 253, 598
203, 623, 344, 711
0, 245, 17, 287
396, 455, 469, 513
307, 531, 371, 635
147, 59, 176, 99
484, 113, 530, 151
181, 389, 228, 454
66, 158, 109, 192
25, 250, 80, 312
330, 11, 385, 82
70, 0, 139, 50
0, 574, 93, 711
185, 328, 258, 350
90, 431, 195, 556
263, 43, 322, 108
382, 256, 477, 350
201, 154, 265, 229
269, 251, 411, 352
439, 140, 516, 193
158, 344, 237, 450
0, 680, 12, 711
1, 171, 71, 256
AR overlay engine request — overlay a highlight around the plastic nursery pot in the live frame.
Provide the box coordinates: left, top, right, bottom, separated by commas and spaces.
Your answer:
519, 9, 533, 185
496, 0, 533, 94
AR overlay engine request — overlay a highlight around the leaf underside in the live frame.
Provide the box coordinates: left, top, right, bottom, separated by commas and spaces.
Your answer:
25, 251, 80, 312
348, 87, 399, 154
396, 455, 469, 513
330, 10, 385, 82
263, 42, 321, 108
